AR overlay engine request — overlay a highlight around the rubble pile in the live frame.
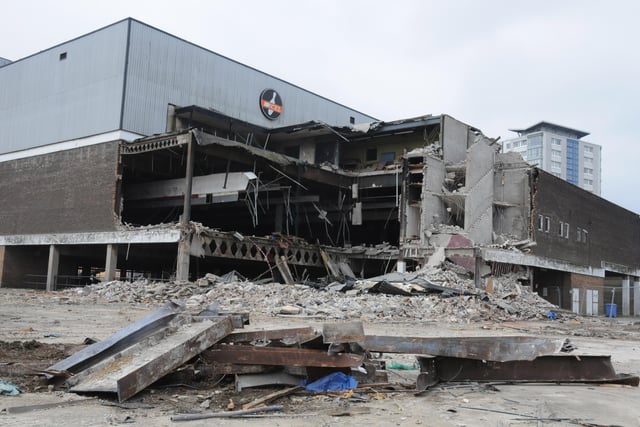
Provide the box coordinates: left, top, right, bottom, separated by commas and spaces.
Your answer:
65, 267, 558, 322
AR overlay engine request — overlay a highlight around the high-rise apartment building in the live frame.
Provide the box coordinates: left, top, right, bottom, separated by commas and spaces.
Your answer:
501, 121, 602, 194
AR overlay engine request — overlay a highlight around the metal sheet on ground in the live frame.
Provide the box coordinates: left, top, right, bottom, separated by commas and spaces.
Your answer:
68, 317, 233, 401
418, 354, 640, 385
364, 335, 565, 362
46, 302, 182, 376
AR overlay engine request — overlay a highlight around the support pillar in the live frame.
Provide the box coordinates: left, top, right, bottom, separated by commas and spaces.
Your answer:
46, 245, 60, 291
473, 247, 481, 289
0, 246, 5, 287
104, 244, 118, 282
176, 137, 195, 282
634, 278, 640, 317
176, 240, 190, 282
622, 276, 630, 316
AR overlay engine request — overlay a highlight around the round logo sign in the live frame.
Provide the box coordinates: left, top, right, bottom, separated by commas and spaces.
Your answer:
259, 89, 283, 120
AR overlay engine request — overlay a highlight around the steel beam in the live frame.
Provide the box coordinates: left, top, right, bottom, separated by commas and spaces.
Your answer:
116, 317, 233, 401
323, 322, 365, 344
417, 355, 639, 386
363, 336, 566, 362
46, 302, 183, 376
68, 316, 234, 401
222, 327, 319, 345
204, 345, 363, 368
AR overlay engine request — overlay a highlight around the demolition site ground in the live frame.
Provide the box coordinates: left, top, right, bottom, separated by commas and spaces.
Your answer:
1, 287, 640, 427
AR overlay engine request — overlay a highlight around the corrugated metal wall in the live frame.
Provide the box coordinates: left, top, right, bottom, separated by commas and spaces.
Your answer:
0, 19, 375, 155
122, 20, 373, 135
0, 21, 128, 154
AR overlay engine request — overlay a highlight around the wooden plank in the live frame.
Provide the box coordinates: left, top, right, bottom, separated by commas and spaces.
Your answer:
242, 385, 303, 410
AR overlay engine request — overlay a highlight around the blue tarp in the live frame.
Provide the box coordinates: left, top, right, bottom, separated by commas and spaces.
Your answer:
0, 380, 21, 396
302, 372, 358, 392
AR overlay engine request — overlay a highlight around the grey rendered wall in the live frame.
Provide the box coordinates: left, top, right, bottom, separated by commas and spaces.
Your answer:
122, 20, 374, 136
420, 155, 447, 242
441, 115, 470, 164
0, 142, 120, 234
0, 21, 128, 154
493, 153, 530, 240
464, 139, 495, 245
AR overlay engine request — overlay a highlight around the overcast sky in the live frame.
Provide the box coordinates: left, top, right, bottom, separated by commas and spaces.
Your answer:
2, 0, 639, 213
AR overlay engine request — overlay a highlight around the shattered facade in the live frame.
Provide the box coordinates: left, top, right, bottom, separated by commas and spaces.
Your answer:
0, 18, 639, 318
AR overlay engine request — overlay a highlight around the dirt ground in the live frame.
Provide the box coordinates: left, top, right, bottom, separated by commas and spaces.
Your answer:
1, 287, 639, 427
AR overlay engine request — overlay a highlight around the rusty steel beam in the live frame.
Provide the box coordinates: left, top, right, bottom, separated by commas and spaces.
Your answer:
68, 317, 234, 402
46, 302, 182, 377
323, 322, 365, 344
364, 335, 565, 362
222, 327, 319, 345
204, 345, 363, 368
417, 355, 640, 387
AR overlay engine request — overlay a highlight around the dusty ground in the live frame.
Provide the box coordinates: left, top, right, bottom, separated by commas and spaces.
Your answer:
1, 287, 639, 426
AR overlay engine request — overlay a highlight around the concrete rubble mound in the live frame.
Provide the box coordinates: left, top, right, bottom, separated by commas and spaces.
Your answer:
64, 267, 559, 322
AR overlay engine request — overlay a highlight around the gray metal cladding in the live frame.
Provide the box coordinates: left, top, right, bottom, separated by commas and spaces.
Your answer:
122, 20, 373, 135
0, 18, 375, 155
0, 21, 128, 154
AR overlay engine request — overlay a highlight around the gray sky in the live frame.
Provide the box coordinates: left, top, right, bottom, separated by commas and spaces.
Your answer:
3, 0, 639, 213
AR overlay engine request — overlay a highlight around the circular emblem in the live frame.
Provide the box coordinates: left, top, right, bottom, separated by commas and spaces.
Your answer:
259, 89, 283, 120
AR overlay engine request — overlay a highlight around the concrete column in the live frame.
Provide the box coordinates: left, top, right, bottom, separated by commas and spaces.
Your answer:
622, 276, 630, 316
634, 278, 640, 316
46, 245, 60, 291
0, 246, 5, 288
104, 244, 118, 282
176, 240, 190, 282
274, 204, 283, 233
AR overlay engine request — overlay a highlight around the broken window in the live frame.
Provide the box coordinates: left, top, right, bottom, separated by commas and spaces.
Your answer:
380, 152, 395, 165
366, 148, 377, 162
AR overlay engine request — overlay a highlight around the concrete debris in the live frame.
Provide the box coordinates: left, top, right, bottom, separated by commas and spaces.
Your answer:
64, 267, 558, 322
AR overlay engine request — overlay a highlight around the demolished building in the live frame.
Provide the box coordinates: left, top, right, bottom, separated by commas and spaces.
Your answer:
0, 18, 639, 317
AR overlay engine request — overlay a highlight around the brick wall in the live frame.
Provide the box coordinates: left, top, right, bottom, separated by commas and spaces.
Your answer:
532, 170, 640, 270
0, 142, 120, 235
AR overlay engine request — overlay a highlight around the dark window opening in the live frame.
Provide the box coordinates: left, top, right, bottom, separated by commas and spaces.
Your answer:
366, 148, 377, 162
283, 145, 300, 159
59, 52, 67, 61
350, 116, 355, 125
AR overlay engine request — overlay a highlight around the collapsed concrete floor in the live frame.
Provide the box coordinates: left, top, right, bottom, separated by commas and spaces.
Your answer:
1, 274, 640, 426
